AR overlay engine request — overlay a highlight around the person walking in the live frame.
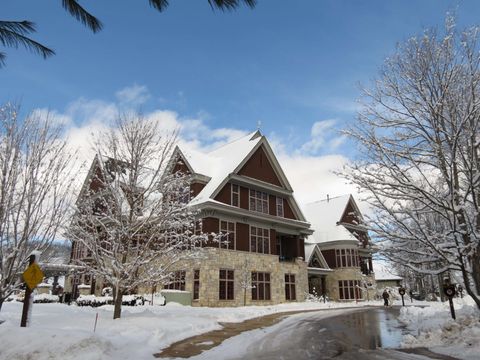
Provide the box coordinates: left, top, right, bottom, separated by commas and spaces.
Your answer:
382, 289, 390, 306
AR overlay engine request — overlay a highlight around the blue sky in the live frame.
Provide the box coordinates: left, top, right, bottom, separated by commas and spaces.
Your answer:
2, 0, 479, 202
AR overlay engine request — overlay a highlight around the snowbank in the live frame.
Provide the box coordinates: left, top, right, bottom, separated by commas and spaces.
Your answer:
0, 300, 375, 360
399, 296, 480, 360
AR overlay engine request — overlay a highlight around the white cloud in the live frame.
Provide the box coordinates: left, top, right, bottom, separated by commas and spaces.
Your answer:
115, 84, 151, 106
36, 87, 364, 211
299, 119, 335, 155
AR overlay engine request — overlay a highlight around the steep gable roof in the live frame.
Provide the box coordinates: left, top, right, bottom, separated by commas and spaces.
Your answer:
303, 194, 363, 243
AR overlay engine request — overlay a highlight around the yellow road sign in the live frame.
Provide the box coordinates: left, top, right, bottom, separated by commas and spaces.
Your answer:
23, 263, 44, 290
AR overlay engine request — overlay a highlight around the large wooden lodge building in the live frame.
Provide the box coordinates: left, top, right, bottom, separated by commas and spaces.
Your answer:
66, 131, 375, 305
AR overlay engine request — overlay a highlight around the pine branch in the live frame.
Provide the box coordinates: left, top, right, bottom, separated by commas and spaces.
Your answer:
61, 0, 102, 33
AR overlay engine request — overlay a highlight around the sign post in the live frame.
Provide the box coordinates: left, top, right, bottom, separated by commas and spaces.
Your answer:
443, 283, 456, 320
398, 287, 406, 307
20, 253, 44, 327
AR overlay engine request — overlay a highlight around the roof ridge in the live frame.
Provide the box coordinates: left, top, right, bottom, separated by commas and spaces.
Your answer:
304, 194, 351, 206
206, 130, 259, 154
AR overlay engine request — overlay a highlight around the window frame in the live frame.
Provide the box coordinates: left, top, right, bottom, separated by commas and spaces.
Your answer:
164, 270, 186, 291
220, 220, 236, 250
335, 248, 359, 268
251, 272, 271, 301
338, 280, 362, 300
249, 189, 269, 214
285, 273, 296, 301
250, 226, 270, 254
276, 197, 284, 217
219, 269, 234, 300
231, 184, 240, 207
193, 269, 200, 300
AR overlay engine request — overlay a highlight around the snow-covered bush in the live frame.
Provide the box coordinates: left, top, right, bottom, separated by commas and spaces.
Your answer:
34, 293, 59, 303
76, 295, 113, 307
76, 294, 147, 307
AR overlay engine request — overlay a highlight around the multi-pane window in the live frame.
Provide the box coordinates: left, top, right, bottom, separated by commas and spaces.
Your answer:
249, 190, 269, 214
220, 221, 235, 250
231, 184, 240, 207
335, 248, 359, 268
193, 270, 200, 300
338, 280, 362, 300
252, 272, 271, 301
219, 269, 234, 300
276, 197, 284, 217
164, 270, 186, 290
73, 242, 86, 260
285, 274, 296, 301
250, 226, 270, 254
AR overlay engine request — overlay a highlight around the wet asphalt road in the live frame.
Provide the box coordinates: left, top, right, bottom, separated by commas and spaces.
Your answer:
188, 307, 459, 360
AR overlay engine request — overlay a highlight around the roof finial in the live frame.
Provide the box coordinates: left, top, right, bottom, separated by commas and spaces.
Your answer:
257, 120, 262, 130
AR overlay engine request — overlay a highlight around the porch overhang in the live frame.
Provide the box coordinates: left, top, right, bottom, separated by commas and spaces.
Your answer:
307, 267, 333, 276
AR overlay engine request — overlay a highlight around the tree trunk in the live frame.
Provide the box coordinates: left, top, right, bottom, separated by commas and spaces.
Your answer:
471, 247, 480, 296
0, 298, 4, 312
113, 288, 123, 319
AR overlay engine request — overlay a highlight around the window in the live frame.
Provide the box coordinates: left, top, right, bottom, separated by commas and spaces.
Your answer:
338, 280, 362, 300
285, 274, 296, 301
220, 221, 235, 250
193, 270, 200, 300
276, 197, 284, 217
252, 272, 271, 301
73, 242, 85, 260
335, 248, 359, 268
219, 269, 234, 300
250, 226, 270, 254
231, 184, 240, 207
249, 189, 269, 214
164, 270, 186, 290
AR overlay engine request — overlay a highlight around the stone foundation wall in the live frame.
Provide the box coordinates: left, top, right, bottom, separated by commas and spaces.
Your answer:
66, 248, 308, 307
169, 248, 308, 307
325, 267, 364, 301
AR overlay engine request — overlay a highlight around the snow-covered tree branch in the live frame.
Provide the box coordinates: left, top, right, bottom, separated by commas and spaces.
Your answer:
343, 16, 480, 309
67, 113, 210, 319
0, 103, 76, 310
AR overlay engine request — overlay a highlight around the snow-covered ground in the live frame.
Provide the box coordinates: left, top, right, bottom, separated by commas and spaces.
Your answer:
399, 296, 480, 360
1, 297, 479, 360
0, 300, 373, 360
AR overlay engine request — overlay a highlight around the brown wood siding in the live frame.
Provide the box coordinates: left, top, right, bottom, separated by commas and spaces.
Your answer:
191, 182, 206, 198
322, 249, 336, 268
297, 237, 305, 259
236, 222, 249, 251
172, 157, 190, 175
238, 146, 282, 187
269, 195, 276, 216
270, 229, 277, 255
341, 201, 359, 225
201, 217, 219, 247
214, 183, 231, 205
90, 166, 105, 192
240, 186, 249, 210
283, 199, 297, 220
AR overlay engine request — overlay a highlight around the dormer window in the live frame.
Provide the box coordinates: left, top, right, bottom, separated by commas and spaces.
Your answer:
249, 189, 268, 214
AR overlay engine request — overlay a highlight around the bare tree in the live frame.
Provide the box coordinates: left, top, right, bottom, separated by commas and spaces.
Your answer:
67, 113, 209, 319
0, 103, 76, 310
344, 16, 480, 309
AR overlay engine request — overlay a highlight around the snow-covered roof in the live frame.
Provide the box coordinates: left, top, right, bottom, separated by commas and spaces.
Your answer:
373, 261, 403, 281
302, 194, 358, 243
175, 131, 263, 206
